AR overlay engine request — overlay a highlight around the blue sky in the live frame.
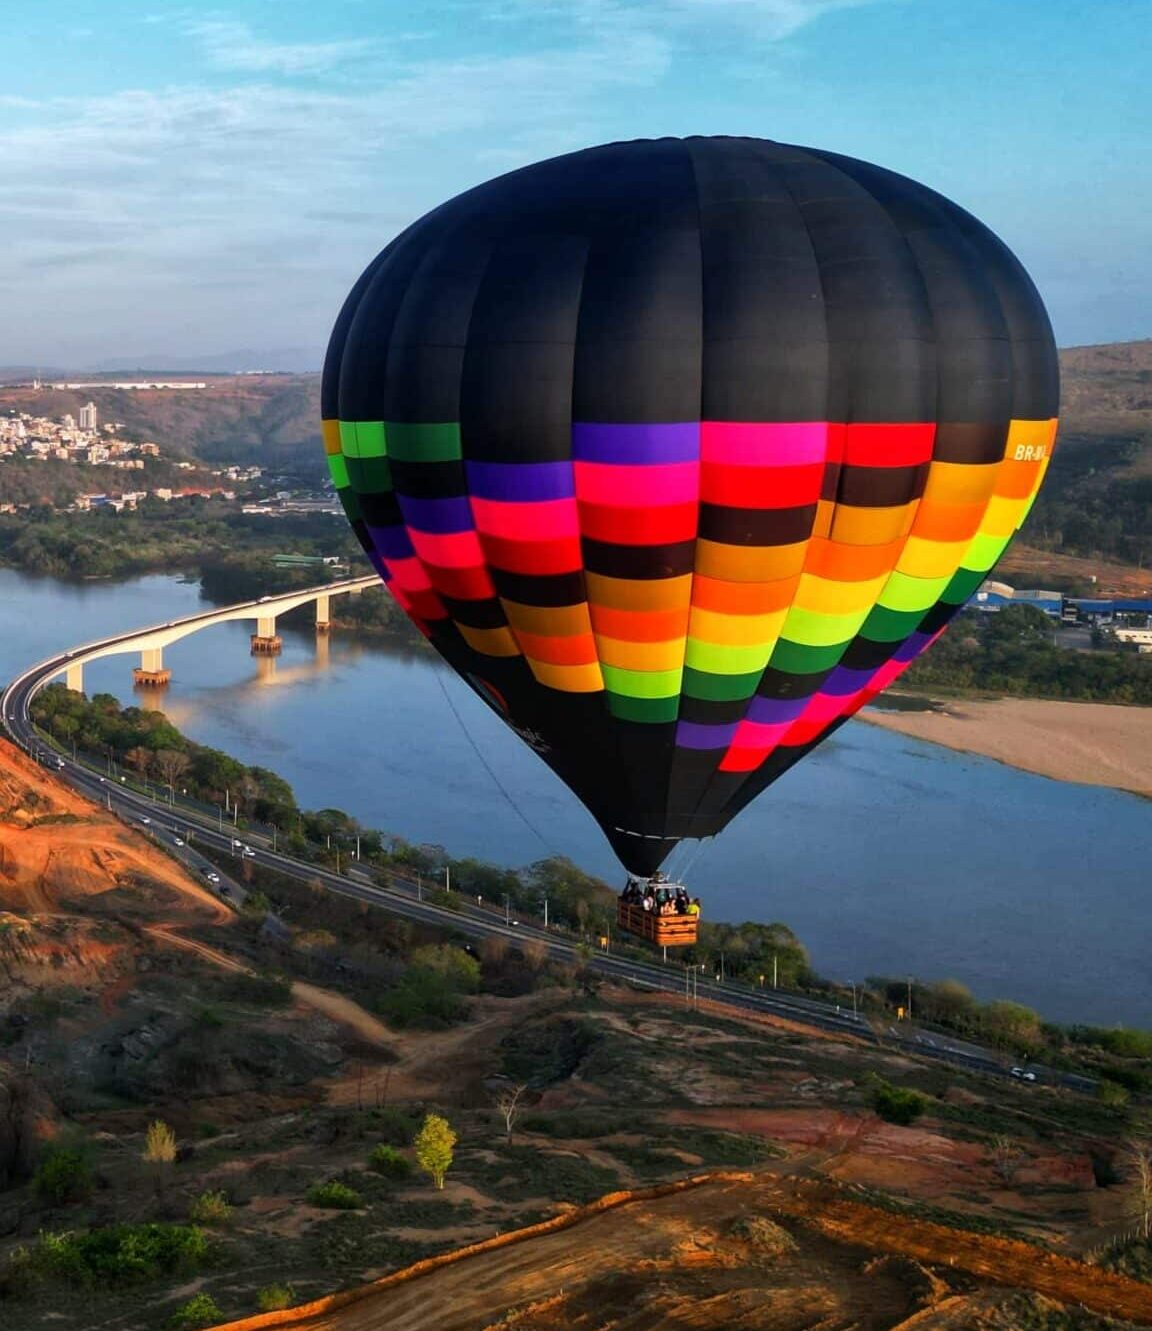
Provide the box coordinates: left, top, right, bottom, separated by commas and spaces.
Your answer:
0, 0, 1146, 366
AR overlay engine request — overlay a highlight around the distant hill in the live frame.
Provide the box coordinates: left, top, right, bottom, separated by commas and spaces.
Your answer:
0, 374, 323, 474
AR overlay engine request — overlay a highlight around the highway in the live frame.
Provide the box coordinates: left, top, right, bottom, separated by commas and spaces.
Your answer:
2, 604, 1093, 1092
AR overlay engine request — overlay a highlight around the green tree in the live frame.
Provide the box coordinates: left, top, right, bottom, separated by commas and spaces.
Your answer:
34, 1146, 93, 1205
414, 1112, 456, 1190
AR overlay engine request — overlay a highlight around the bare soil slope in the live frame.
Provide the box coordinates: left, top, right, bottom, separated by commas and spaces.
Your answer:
0, 739, 227, 920
206, 1173, 1152, 1331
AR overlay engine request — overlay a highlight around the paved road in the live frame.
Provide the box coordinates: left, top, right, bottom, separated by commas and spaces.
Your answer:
3, 622, 1091, 1092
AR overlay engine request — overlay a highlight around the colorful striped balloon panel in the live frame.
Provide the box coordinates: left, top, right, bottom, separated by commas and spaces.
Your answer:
324, 413, 1056, 777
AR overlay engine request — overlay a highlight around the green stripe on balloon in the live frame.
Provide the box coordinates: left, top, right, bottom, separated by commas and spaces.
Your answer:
383, 421, 463, 463
681, 667, 763, 702
607, 694, 680, 723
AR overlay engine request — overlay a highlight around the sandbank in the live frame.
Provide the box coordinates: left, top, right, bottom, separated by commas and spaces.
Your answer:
860, 695, 1152, 799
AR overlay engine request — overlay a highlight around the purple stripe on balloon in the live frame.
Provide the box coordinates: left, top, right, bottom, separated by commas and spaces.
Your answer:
822, 664, 873, 696
465, 460, 574, 502
746, 694, 809, 725
676, 720, 740, 750
893, 630, 932, 663
367, 551, 388, 580
397, 494, 474, 534
572, 422, 699, 465
367, 525, 415, 560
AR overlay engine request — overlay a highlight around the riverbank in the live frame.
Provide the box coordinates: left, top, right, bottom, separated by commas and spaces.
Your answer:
862, 695, 1152, 799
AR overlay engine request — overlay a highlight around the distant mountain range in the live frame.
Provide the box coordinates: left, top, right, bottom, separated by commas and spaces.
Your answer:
0, 348, 324, 380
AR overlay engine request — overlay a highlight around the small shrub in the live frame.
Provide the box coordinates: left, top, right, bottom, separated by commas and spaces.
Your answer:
168, 1292, 223, 1329
307, 1180, 362, 1209
369, 1106, 419, 1146
369, 1144, 411, 1179
730, 1215, 798, 1258
872, 1079, 926, 1126
189, 1190, 232, 1225
143, 1120, 178, 1165
257, 1282, 295, 1312
34, 1146, 93, 1205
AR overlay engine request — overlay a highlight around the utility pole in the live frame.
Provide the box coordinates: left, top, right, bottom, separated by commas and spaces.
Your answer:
850, 981, 858, 1016
504, 895, 511, 925
543, 896, 549, 930
773, 954, 778, 989
443, 863, 449, 891
355, 835, 360, 861
907, 977, 914, 1023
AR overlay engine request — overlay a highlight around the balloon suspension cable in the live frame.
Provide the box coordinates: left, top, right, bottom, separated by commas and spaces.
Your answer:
676, 837, 711, 887
433, 667, 556, 858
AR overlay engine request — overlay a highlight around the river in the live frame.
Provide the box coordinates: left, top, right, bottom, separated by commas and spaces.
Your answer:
2, 567, 1149, 1026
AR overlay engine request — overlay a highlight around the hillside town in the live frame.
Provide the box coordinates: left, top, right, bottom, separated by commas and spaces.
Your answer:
0, 403, 264, 512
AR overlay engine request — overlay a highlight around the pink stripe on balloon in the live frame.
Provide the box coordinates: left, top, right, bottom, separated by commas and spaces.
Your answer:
701, 422, 829, 468
386, 556, 434, 592
729, 718, 793, 748
471, 496, 580, 540
573, 460, 700, 505
408, 529, 487, 569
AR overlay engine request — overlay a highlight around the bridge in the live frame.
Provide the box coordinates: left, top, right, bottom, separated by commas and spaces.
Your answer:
49, 575, 378, 692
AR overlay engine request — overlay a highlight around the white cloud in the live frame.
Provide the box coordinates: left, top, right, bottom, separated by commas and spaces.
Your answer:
186, 17, 375, 76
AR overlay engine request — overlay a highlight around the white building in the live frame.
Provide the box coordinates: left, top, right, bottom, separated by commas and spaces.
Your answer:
78, 402, 98, 431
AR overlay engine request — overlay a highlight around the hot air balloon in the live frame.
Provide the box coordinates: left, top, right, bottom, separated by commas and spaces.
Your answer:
322, 136, 1058, 940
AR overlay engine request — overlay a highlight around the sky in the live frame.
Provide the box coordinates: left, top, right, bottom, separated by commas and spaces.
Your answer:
0, 0, 1147, 367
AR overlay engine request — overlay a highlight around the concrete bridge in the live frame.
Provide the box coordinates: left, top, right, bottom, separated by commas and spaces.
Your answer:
57, 575, 379, 692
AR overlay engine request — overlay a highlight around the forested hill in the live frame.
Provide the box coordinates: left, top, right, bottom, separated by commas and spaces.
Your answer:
1027, 341, 1152, 568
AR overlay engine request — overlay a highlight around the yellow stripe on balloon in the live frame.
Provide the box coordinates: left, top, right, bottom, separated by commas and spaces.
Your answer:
895, 535, 973, 580
791, 572, 888, 616
595, 636, 686, 671
527, 660, 605, 692
686, 605, 789, 647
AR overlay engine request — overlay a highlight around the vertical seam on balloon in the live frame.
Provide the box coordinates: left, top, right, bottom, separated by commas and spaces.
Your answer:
688, 143, 832, 819
671, 135, 709, 848
849, 170, 1015, 669
767, 152, 937, 755
566, 232, 609, 712
452, 234, 530, 664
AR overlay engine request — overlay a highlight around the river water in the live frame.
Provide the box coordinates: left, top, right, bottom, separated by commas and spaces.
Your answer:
2, 567, 1149, 1026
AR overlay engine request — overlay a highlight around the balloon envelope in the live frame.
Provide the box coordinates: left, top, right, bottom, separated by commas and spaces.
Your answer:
323, 136, 1058, 875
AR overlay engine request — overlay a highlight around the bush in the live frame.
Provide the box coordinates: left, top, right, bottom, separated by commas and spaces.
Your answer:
730, 1215, 798, 1258
33, 1223, 208, 1286
307, 1180, 362, 1209
369, 1106, 419, 1146
377, 970, 470, 1030
34, 1146, 93, 1205
168, 1293, 223, 1329
369, 1144, 411, 1179
189, 1190, 232, 1225
871, 1079, 927, 1126
257, 1282, 295, 1311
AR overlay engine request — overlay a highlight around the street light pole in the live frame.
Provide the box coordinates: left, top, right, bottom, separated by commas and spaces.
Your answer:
907, 976, 914, 1023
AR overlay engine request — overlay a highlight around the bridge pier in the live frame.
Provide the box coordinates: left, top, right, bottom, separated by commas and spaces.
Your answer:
133, 646, 171, 688
251, 613, 282, 656
316, 594, 331, 634
65, 662, 83, 693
